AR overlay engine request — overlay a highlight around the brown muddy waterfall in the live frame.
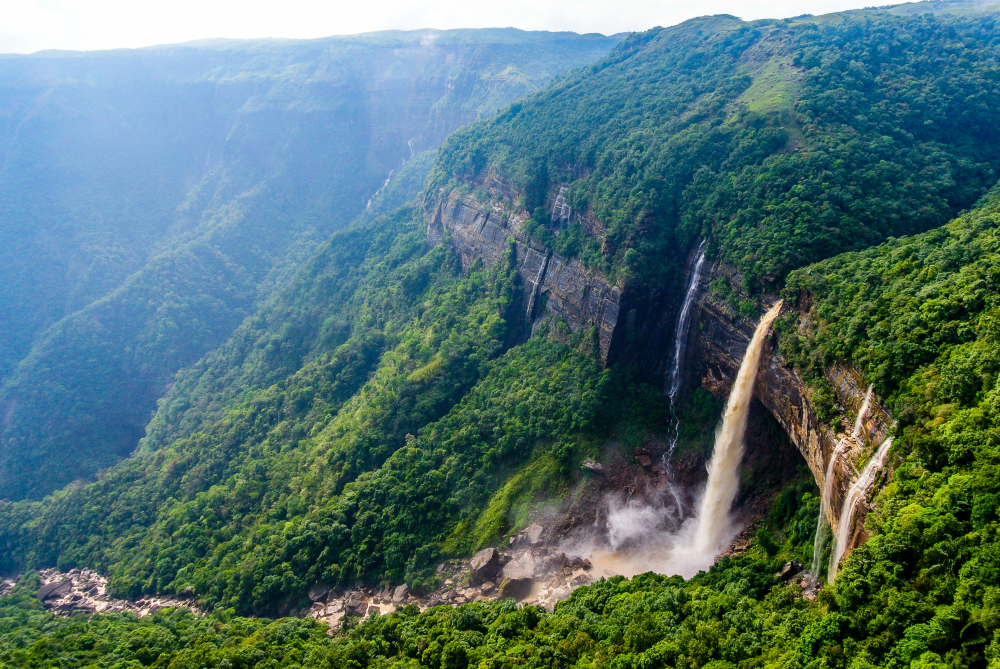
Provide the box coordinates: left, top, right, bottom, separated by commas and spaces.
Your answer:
691, 300, 784, 554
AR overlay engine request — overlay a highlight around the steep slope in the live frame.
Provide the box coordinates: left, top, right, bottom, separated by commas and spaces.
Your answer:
7, 116, 1000, 669
2, 9, 1000, 665
431, 9, 1000, 294
0, 29, 622, 500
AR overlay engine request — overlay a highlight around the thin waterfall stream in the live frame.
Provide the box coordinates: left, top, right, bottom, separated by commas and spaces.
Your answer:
809, 384, 873, 581
829, 436, 893, 582
662, 242, 706, 512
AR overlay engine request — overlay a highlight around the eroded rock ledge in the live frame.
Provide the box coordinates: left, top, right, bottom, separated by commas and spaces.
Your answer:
691, 262, 894, 556
428, 191, 621, 361
430, 184, 894, 561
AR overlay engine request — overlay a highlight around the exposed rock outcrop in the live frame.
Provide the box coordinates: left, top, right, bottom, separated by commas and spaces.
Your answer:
34, 568, 200, 617
691, 262, 894, 557
431, 181, 894, 563
428, 191, 621, 361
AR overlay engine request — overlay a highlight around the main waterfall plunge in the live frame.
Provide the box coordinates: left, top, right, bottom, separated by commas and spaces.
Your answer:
566, 299, 784, 578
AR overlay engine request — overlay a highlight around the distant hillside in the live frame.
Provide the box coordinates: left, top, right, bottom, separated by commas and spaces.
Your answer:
0, 28, 622, 500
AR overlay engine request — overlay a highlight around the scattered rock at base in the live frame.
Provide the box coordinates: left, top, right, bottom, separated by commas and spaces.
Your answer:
37, 580, 72, 601
392, 584, 410, 603
498, 577, 533, 600
637, 455, 652, 468
525, 523, 544, 544
308, 584, 330, 602
469, 547, 501, 584
581, 458, 605, 473
777, 561, 803, 581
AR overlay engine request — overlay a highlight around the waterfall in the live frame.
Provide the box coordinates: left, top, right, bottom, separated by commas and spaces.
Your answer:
808, 385, 873, 580
828, 436, 893, 582
666, 242, 707, 408
809, 440, 849, 578
691, 301, 783, 554
853, 385, 873, 437
660, 243, 706, 513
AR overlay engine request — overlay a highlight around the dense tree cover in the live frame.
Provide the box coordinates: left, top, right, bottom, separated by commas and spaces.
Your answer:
0, 29, 621, 501
10, 153, 1000, 669
0, 203, 669, 617
432, 10, 1000, 291
767, 189, 1000, 666
0, 554, 820, 669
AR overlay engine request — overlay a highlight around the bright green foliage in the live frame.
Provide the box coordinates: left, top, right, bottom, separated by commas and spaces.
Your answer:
0, 204, 627, 616
770, 190, 1000, 666
433, 11, 1000, 290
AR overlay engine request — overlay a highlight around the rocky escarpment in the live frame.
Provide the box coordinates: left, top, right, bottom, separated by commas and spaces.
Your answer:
691, 262, 895, 557
431, 184, 895, 561
428, 191, 622, 361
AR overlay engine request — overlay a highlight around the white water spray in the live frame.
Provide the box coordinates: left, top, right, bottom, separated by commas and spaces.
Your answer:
691, 301, 783, 554
566, 301, 783, 579
828, 436, 893, 582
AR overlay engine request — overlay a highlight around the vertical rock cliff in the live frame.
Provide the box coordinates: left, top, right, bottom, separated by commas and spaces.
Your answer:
690, 262, 894, 556
431, 185, 894, 560
428, 191, 621, 360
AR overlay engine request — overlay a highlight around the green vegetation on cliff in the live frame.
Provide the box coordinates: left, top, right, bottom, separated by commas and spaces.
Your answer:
434, 11, 1000, 291
0, 204, 668, 616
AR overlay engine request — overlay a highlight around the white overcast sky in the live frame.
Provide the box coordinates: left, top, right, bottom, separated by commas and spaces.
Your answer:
1, 0, 881, 54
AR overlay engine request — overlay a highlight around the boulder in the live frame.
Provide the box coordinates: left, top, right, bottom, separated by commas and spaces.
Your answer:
469, 547, 500, 584
570, 573, 591, 587
392, 584, 410, 603
581, 458, 605, 473
525, 523, 544, 544
777, 561, 803, 581
308, 584, 330, 602
343, 590, 368, 617
480, 581, 495, 593
37, 579, 72, 601
498, 554, 536, 600
498, 577, 533, 600
637, 455, 652, 468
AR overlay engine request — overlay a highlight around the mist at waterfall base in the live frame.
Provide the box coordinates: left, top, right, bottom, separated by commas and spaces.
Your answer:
561, 301, 784, 580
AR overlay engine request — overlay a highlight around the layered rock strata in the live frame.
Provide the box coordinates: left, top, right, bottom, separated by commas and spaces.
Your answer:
432, 185, 893, 560
428, 191, 621, 361
691, 262, 894, 556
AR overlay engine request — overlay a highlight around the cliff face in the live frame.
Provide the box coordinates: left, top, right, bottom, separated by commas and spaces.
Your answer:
428, 192, 622, 360
433, 187, 892, 558
691, 262, 893, 554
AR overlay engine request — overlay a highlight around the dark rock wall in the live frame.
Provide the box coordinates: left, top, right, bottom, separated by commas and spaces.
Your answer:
432, 184, 892, 557
429, 192, 621, 360
690, 261, 893, 552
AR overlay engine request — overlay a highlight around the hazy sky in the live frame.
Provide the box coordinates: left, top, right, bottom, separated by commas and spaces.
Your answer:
2, 0, 880, 54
